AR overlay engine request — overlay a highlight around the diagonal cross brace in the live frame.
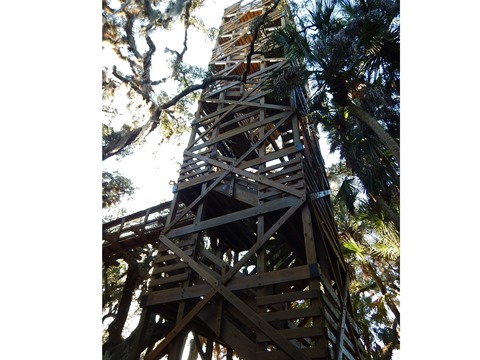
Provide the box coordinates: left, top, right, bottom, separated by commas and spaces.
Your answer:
161, 110, 295, 236
183, 148, 304, 199
145, 198, 306, 360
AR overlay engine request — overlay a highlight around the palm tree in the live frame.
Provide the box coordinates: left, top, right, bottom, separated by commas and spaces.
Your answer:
269, 0, 400, 229
328, 163, 400, 358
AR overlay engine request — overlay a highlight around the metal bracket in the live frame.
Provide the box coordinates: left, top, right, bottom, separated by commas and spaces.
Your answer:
308, 263, 321, 278
309, 190, 331, 200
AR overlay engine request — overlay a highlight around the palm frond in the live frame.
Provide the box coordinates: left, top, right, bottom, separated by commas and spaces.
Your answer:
335, 177, 359, 214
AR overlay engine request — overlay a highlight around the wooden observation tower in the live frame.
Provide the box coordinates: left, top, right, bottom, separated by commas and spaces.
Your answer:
103, 0, 366, 359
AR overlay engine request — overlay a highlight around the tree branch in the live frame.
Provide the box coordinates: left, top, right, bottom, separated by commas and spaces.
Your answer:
125, 13, 142, 60
103, 74, 242, 161
161, 75, 241, 111
242, 0, 282, 83
141, 35, 157, 97
103, 260, 141, 350
112, 65, 146, 100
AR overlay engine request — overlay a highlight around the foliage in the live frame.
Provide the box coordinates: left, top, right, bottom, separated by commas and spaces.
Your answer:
102, 170, 136, 208
102, 251, 158, 358
269, 0, 400, 232
328, 161, 400, 358
102, 0, 216, 160
101, 0, 222, 357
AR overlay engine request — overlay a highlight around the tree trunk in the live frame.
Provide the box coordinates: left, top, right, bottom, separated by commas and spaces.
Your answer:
104, 318, 173, 360
364, 262, 400, 325
346, 102, 400, 165
103, 127, 144, 160
369, 193, 400, 232
103, 260, 141, 352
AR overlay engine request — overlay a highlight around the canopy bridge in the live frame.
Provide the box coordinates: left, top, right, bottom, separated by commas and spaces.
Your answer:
103, 0, 366, 358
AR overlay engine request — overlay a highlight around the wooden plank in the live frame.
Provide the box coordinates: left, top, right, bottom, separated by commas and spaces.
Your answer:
155, 247, 193, 261
102, 202, 171, 230
176, 170, 224, 190
261, 171, 304, 185
143, 283, 211, 306
206, 97, 293, 111
190, 110, 291, 152
190, 64, 281, 147
212, 181, 258, 206
149, 272, 189, 287
216, 284, 311, 360
183, 149, 305, 199
258, 181, 304, 200
265, 163, 303, 180
144, 289, 217, 360
145, 194, 309, 360
228, 265, 313, 292
322, 293, 341, 323
156, 237, 196, 253
325, 329, 357, 360
255, 346, 328, 360
219, 198, 305, 285
178, 168, 210, 181
258, 156, 301, 174
147, 197, 305, 306
167, 196, 298, 238
146, 264, 316, 306
256, 289, 319, 306
256, 326, 324, 342
151, 261, 188, 275
158, 235, 219, 287
260, 307, 322, 322
196, 301, 257, 359
240, 146, 299, 170
151, 199, 305, 306
154, 253, 181, 264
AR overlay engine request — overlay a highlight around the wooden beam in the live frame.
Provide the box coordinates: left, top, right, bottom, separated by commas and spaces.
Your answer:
144, 289, 217, 360
164, 112, 298, 234
190, 110, 292, 152
167, 196, 298, 238
183, 148, 305, 199
144, 264, 318, 306
216, 284, 311, 360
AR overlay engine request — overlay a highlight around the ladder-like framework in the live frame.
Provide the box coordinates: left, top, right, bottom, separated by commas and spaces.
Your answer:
104, 0, 366, 358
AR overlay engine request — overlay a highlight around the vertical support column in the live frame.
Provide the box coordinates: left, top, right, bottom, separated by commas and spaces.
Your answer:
168, 180, 208, 359
302, 203, 328, 350
256, 60, 267, 353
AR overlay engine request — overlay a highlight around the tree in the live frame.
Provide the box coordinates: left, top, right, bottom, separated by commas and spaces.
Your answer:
102, 0, 218, 160
328, 162, 400, 359
103, 170, 136, 209
267, 0, 399, 232
264, 1, 401, 356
